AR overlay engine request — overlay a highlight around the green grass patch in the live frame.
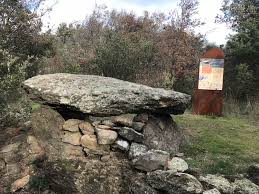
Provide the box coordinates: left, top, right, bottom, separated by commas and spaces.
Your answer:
174, 114, 259, 175
31, 102, 41, 112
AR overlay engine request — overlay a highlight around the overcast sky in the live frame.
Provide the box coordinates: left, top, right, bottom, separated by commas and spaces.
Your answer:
41, 0, 233, 45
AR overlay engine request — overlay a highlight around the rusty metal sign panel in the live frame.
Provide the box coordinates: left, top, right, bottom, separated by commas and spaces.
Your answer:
193, 48, 224, 116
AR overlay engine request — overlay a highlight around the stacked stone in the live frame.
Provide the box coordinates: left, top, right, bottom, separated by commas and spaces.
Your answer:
17, 74, 259, 194
59, 114, 205, 194
60, 114, 146, 157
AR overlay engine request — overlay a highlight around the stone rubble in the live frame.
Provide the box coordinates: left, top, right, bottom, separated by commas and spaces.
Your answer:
111, 114, 134, 127
96, 129, 118, 145
147, 170, 204, 194
128, 142, 148, 159
112, 139, 130, 151
203, 188, 221, 194
131, 149, 170, 172
78, 121, 95, 135
232, 178, 259, 194
199, 174, 233, 194
80, 134, 99, 150
10, 175, 30, 192
248, 164, 259, 186
132, 121, 145, 132
118, 126, 144, 143
167, 157, 189, 172
62, 131, 82, 146
63, 119, 82, 132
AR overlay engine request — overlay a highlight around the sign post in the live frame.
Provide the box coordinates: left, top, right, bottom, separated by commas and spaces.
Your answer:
193, 48, 225, 116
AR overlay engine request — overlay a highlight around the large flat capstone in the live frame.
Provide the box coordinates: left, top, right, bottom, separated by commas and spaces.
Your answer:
23, 73, 191, 116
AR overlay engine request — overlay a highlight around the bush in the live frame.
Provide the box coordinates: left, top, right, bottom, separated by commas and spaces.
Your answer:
0, 49, 31, 127
0, 49, 26, 103
95, 31, 156, 81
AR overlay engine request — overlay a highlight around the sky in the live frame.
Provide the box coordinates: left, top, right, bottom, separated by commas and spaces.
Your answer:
41, 0, 234, 45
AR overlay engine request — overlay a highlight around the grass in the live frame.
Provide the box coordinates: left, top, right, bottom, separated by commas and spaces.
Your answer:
174, 113, 259, 175
31, 102, 41, 112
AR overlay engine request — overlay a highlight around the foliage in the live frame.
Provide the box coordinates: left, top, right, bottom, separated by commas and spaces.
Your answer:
0, 0, 53, 127
29, 176, 49, 191
0, 49, 29, 127
42, 1, 204, 93
0, 49, 26, 102
0, 0, 54, 60
219, 0, 259, 99
95, 30, 156, 81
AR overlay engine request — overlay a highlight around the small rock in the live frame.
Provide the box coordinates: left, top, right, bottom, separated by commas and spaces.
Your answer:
199, 174, 233, 194
248, 164, 259, 185
132, 149, 170, 172
26, 135, 46, 163
132, 122, 145, 132
129, 143, 148, 159
175, 152, 184, 157
133, 113, 149, 123
147, 171, 203, 194
112, 139, 130, 152
0, 143, 20, 153
11, 175, 30, 192
143, 114, 185, 154
63, 144, 85, 159
6, 163, 21, 175
0, 159, 5, 170
232, 178, 259, 194
203, 189, 221, 194
27, 136, 44, 154
186, 168, 202, 178
63, 119, 82, 132
92, 121, 101, 127
96, 130, 118, 145
22, 121, 32, 131
79, 121, 95, 135
96, 125, 112, 130
83, 146, 110, 156
62, 131, 82, 145
81, 134, 110, 155
111, 126, 122, 131
101, 120, 115, 127
112, 114, 134, 127
118, 127, 144, 143
100, 155, 110, 162
89, 116, 111, 122
128, 173, 160, 194
167, 157, 188, 172
80, 134, 98, 149
1, 143, 21, 163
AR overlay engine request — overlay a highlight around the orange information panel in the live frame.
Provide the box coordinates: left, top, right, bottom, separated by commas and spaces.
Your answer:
193, 48, 224, 116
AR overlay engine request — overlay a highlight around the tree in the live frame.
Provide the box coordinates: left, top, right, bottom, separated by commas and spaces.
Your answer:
218, 0, 259, 99
44, 1, 203, 93
0, 0, 53, 59
157, 0, 204, 93
95, 30, 157, 81
0, 0, 53, 126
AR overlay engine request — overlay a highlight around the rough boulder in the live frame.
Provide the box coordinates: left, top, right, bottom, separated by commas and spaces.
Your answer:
23, 73, 191, 116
